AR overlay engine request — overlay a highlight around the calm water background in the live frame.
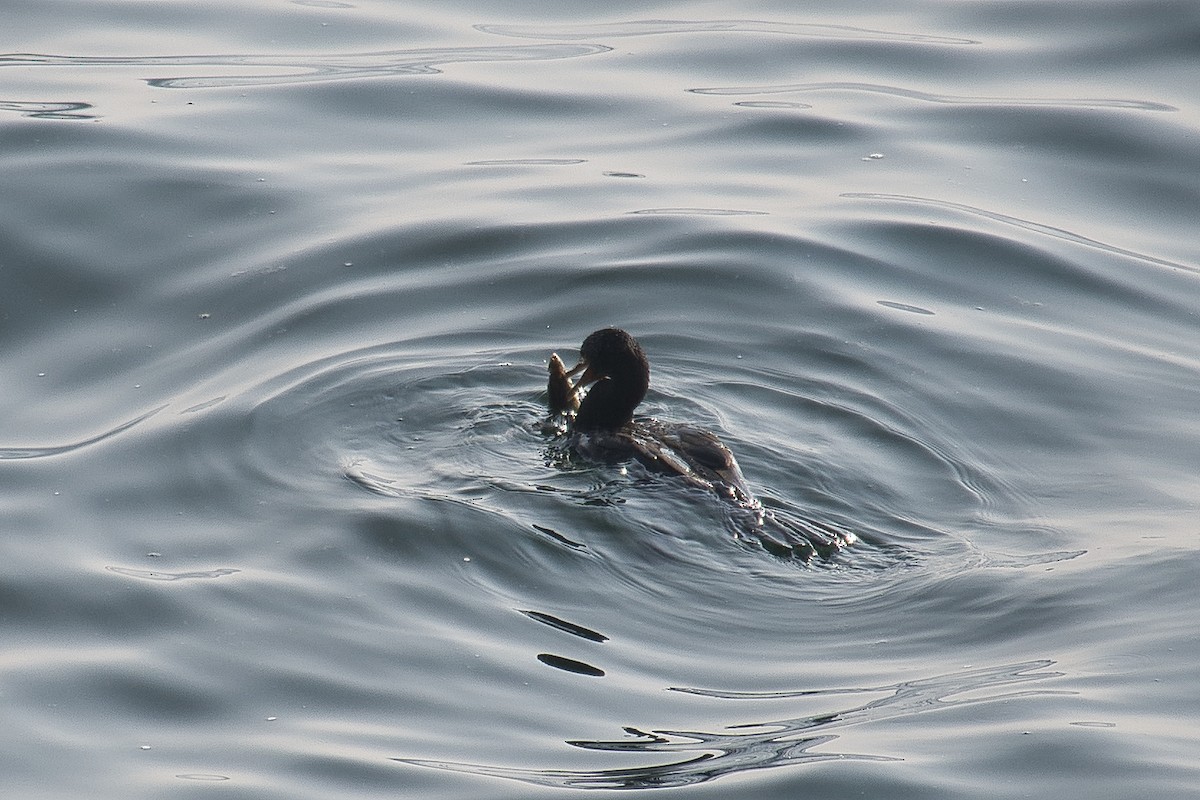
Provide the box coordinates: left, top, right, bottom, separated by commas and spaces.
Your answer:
3, 1, 1198, 797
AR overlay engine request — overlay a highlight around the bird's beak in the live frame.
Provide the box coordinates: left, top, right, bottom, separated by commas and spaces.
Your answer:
565, 359, 603, 398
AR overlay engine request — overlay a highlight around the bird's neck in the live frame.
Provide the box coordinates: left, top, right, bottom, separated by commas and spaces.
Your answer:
573, 374, 647, 432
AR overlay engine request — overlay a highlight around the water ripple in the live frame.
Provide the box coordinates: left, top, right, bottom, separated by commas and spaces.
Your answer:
395, 660, 1064, 790
628, 207, 767, 217
477, 20, 979, 46
0, 405, 164, 460
465, 158, 587, 166
0, 99, 96, 120
105, 566, 240, 582
844, 192, 1199, 274
0, 44, 611, 89
689, 81, 1178, 112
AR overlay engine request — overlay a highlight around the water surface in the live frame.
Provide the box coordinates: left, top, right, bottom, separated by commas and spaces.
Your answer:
2, 2, 1198, 798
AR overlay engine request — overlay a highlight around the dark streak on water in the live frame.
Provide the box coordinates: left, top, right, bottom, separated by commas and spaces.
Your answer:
537, 653, 607, 678
522, 610, 610, 643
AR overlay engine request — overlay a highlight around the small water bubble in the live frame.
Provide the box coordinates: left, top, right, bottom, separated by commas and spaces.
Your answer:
266, 716, 277, 722
37, 372, 46, 377
862, 152, 885, 161
139, 745, 152, 751
343, 262, 353, 267
198, 312, 211, 320
462, 556, 472, 562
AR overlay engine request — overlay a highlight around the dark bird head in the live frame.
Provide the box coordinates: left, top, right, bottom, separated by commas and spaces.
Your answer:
565, 328, 650, 432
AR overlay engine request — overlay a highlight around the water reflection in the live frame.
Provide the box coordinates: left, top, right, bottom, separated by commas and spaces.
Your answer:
395, 660, 1064, 789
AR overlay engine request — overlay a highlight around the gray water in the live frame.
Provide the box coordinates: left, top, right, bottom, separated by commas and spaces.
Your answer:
3, 2, 1199, 798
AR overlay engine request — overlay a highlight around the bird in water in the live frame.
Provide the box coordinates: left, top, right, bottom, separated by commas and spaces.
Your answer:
546, 327, 852, 560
